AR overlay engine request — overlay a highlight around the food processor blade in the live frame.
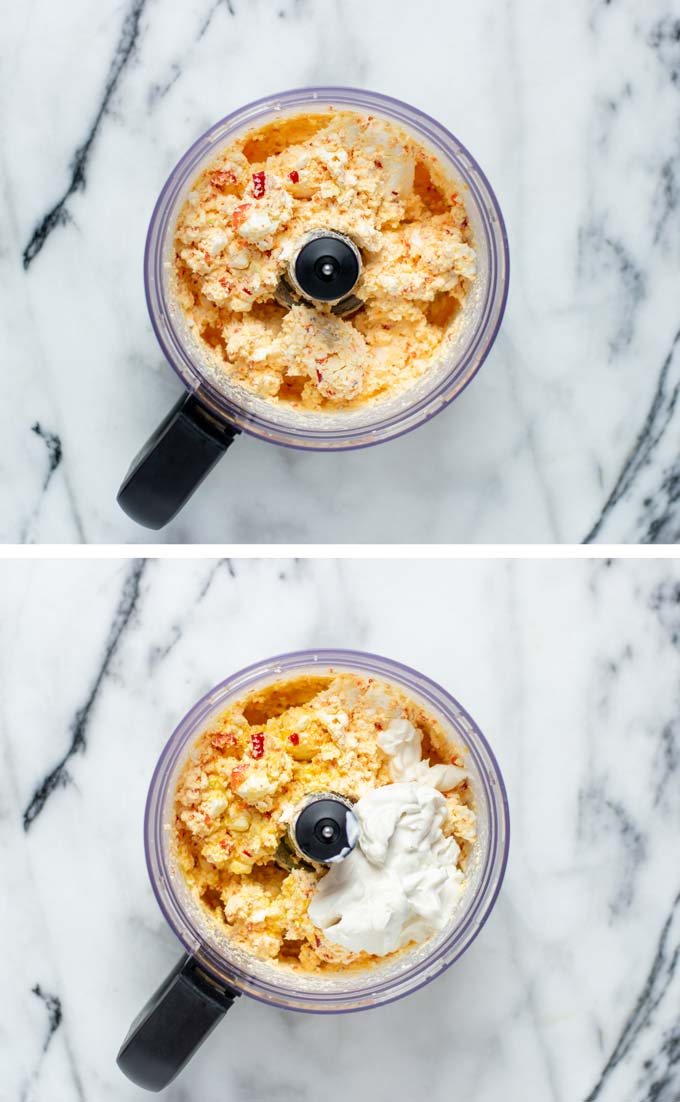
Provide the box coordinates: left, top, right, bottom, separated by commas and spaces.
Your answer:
289, 792, 359, 865
275, 229, 364, 316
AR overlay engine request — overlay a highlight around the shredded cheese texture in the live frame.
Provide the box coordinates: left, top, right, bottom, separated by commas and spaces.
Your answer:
173, 673, 476, 973
172, 110, 476, 410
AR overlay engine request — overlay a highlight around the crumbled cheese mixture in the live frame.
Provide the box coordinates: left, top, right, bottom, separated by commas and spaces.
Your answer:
173, 673, 476, 973
172, 111, 476, 410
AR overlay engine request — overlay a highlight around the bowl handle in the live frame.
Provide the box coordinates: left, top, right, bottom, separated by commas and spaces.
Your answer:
117, 953, 240, 1091
117, 393, 240, 529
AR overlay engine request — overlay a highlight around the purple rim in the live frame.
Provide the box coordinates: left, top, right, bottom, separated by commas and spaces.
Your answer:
144, 87, 510, 452
144, 649, 510, 1014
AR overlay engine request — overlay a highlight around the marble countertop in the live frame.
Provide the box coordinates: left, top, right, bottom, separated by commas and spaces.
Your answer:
2, 556, 679, 1100
4, 0, 680, 544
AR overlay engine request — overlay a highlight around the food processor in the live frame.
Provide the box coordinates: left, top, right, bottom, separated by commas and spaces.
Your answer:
116, 87, 509, 529
117, 650, 510, 1090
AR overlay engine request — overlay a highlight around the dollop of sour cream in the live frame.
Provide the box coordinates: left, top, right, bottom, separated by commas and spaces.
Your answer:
377, 717, 467, 792
308, 781, 464, 956
308, 715, 470, 956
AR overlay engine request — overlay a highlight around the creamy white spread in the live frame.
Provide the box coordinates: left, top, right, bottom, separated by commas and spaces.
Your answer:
307, 716, 468, 956
308, 782, 464, 956
378, 716, 467, 791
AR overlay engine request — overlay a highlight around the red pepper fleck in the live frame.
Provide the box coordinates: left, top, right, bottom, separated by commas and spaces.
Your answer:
374, 159, 383, 168
232, 203, 251, 230
288, 170, 300, 184
250, 732, 265, 759
252, 171, 266, 199
315, 369, 323, 382
210, 169, 237, 188
231, 764, 247, 790
374, 721, 383, 731
314, 935, 321, 947
220, 839, 228, 849
242, 287, 252, 295
219, 277, 232, 289
290, 733, 300, 745
243, 850, 252, 858
264, 249, 272, 258
211, 731, 237, 749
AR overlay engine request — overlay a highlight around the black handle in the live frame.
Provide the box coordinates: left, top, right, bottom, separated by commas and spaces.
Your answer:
117, 954, 240, 1091
117, 393, 240, 529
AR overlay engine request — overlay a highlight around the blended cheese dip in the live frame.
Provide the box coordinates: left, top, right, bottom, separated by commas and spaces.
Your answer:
171, 110, 476, 411
173, 671, 476, 974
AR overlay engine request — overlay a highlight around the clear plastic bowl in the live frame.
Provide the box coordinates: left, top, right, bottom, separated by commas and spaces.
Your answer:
145, 649, 510, 1013
145, 87, 510, 452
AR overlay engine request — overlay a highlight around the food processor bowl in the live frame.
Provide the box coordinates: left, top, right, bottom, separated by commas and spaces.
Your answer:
117, 88, 509, 528
117, 650, 509, 1090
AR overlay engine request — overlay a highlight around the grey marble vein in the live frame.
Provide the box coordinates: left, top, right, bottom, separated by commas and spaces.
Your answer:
578, 781, 647, 918
30, 424, 63, 492
198, 0, 235, 40
22, 559, 146, 829
22, 0, 148, 269
584, 889, 680, 1102
21, 985, 85, 1102
31, 984, 62, 1053
583, 327, 680, 543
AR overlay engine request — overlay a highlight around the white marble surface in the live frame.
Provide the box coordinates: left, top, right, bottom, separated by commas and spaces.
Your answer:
1, 556, 679, 1100
3, 0, 680, 543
